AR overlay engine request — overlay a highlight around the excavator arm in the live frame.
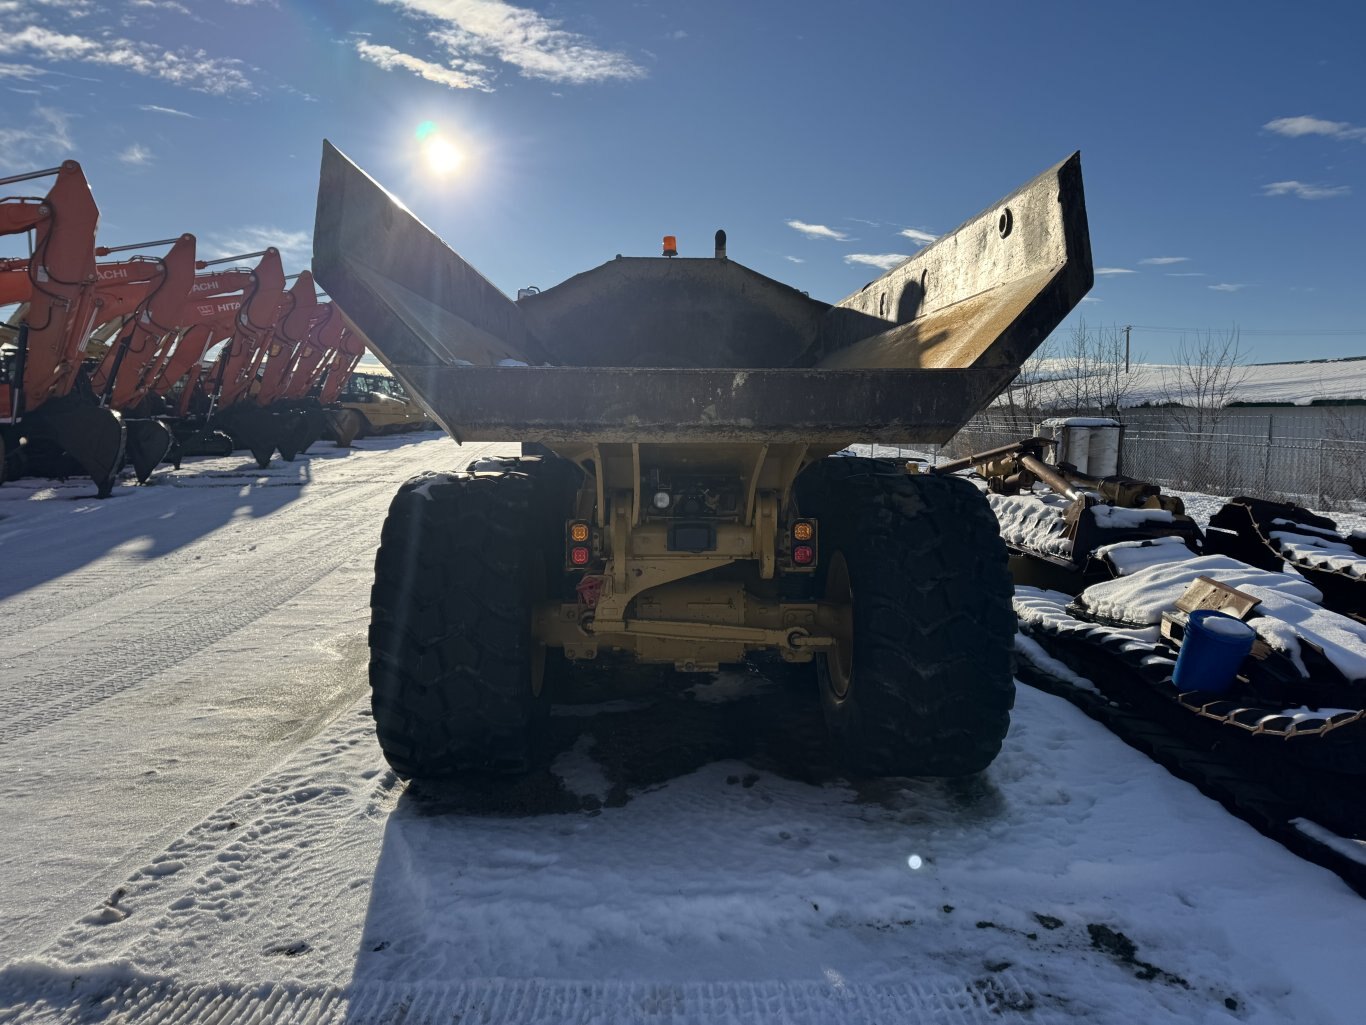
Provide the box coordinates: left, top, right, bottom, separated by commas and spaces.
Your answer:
91, 234, 198, 410
253, 271, 318, 406
0, 162, 101, 414
208, 248, 285, 410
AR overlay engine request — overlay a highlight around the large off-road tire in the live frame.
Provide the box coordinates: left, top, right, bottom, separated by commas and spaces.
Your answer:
794, 457, 1015, 777
369, 467, 562, 779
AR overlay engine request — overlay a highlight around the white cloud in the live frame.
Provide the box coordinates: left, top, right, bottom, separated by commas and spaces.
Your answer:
1080, 296, 1103, 304
117, 142, 152, 165
844, 253, 909, 271
1095, 267, 1136, 275
0, 105, 74, 160
786, 220, 848, 241
373, 0, 644, 88
129, 0, 190, 14
1208, 283, 1247, 292
0, 61, 45, 79
1263, 115, 1366, 142
209, 227, 311, 268
1139, 256, 1188, 265
0, 25, 253, 95
784, 256, 804, 263
138, 103, 194, 117
355, 40, 488, 90
1166, 272, 1207, 277
898, 227, 938, 246
1262, 179, 1350, 200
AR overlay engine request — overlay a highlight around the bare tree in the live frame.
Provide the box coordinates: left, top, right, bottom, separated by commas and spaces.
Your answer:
1090, 323, 1140, 415
1060, 319, 1095, 413
1003, 336, 1057, 422
1160, 328, 1250, 432
1159, 327, 1250, 489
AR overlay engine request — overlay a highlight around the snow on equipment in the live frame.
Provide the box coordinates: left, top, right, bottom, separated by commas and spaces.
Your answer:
313, 140, 1094, 780
926, 429, 1203, 593
1205, 496, 1366, 624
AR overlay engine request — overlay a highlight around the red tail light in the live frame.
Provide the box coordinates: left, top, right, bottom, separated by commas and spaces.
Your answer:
570, 545, 591, 566
792, 544, 814, 566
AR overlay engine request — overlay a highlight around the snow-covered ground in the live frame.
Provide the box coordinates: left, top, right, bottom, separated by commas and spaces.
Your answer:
2, 436, 1366, 1024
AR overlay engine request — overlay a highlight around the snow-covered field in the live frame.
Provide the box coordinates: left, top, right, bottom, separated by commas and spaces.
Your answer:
3, 436, 1366, 1024
1003, 356, 1366, 407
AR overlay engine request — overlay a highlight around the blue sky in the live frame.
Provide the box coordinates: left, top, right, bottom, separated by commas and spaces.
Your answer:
1, 0, 1362, 363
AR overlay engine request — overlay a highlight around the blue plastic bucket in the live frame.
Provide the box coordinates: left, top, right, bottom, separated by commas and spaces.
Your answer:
1172, 610, 1256, 693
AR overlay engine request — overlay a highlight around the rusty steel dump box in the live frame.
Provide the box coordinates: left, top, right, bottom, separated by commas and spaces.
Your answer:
312, 142, 1091, 446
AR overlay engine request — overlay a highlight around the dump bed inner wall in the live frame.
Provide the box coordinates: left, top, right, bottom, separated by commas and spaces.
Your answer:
517, 258, 830, 369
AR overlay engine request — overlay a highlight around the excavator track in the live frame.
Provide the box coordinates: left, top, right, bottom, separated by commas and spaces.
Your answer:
1014, 608, 1366, 898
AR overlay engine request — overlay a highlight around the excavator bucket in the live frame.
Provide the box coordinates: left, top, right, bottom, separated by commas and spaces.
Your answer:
216, 403, 279, 469
123, 417, 175, 484
22, 395, 126, 498
313, 141, 1092, 445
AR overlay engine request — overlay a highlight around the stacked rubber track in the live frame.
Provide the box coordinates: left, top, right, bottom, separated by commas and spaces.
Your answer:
1014, 600, 1366, 897
1207, 496, 1366, 622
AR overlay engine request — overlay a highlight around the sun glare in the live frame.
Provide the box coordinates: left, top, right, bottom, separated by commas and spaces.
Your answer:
416, 121, 465, 177
422, 136, 464, 176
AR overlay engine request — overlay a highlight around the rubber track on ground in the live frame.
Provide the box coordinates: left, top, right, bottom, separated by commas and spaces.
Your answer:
0, 482, 394, 747
1014, 635, 1366, 898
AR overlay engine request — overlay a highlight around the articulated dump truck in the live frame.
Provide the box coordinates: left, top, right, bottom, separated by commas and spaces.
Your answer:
312, 141, 1093, 781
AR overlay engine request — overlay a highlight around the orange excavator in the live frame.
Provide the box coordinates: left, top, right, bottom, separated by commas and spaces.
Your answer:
186, 248, 298, 467
84, 234, 197, 482
230, 271, 333, 461
281, 300, 345, 402
269, 295, 355, 452
318, 326, 366, 406
1, 161, 125, 496
5, 244, 202, 482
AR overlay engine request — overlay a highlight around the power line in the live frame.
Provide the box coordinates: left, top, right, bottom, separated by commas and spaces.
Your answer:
1127, 325, 1365, 337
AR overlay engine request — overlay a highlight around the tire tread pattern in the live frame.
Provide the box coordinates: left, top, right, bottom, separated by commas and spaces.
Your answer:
796, 457, 1016, 777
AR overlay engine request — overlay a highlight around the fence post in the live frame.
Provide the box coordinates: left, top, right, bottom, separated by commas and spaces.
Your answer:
1263, 415, 1273, 497
1318, 438, 1327, 510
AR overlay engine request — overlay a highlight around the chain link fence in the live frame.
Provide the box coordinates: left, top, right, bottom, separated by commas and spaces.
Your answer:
935, 408, 1366, 512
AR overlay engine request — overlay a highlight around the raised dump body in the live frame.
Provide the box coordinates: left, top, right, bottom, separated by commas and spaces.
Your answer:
313, 141, 1090, 446
313, 142, 1093, 783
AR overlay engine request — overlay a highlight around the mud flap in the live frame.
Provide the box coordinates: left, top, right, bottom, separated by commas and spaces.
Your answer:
123, 417, 175, 484
26, 397, 127, 498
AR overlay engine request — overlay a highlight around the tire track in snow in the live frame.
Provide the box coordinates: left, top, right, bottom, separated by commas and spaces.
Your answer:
0, 498, 386, 746
1, 477, 392, 659
1, 439, 478, 640
0, 974, 1067, 1025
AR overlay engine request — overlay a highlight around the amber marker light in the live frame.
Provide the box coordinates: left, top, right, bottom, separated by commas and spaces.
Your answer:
569, 522, 590, 543
792, 520, 815, 542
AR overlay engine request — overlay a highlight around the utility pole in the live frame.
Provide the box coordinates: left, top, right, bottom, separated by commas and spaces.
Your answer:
1124, 324, 1132, 373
